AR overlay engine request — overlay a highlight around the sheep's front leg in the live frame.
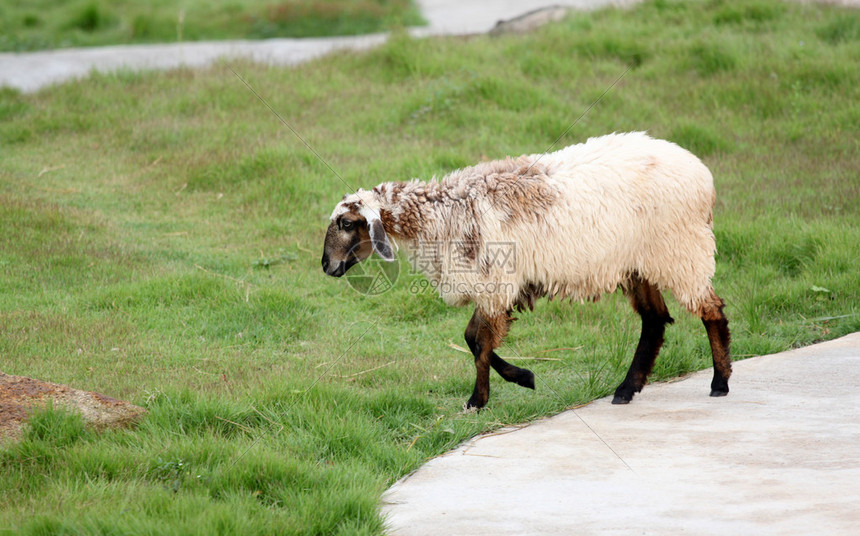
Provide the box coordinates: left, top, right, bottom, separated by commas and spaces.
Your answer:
464, 309, 524, 410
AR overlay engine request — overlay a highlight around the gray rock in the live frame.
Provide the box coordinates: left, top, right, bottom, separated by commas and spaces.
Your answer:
489, 6, 570, 36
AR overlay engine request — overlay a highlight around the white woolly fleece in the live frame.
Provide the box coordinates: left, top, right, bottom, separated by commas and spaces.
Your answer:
335, 132, 720, 317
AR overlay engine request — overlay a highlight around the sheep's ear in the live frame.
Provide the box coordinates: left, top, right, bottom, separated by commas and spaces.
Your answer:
368, 219, 395, 261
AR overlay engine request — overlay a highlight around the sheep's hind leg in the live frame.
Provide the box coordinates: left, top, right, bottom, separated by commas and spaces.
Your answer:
700, 290, 731, 397
613, 276, 674, 405
463, 309, 530, 410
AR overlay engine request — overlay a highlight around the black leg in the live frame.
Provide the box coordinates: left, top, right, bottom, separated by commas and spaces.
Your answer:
464, 310, 534, 391
701, 293, 731, 396
613, 276, 674, 405
463, 309, 521, 409
490, 354, 535, 390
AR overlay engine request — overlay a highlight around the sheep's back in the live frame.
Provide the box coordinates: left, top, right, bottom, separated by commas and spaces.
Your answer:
477, 132, 718, 312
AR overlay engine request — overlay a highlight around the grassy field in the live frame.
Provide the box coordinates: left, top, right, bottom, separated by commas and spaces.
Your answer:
0, 0, 424, 52
1, 0, 859, 533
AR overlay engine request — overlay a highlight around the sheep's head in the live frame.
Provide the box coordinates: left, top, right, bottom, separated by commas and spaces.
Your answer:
322, 190, 395, 277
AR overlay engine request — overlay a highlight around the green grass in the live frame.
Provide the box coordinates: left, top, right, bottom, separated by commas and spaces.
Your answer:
1, 0, 859, 533
0, 0, 424, 52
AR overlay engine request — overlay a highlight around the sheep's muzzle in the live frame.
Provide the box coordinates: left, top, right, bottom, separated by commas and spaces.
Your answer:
321, 253, 353, 278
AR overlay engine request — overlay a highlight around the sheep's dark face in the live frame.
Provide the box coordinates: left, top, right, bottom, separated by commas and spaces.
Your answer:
321, 210, 373, 277
322, 194, 395, 278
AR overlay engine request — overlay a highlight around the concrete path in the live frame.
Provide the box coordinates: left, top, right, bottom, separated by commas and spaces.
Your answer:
0, 0, 639, 93
416, 0, 639, 35
3, 0, 858, 93
382, 332, 860, 536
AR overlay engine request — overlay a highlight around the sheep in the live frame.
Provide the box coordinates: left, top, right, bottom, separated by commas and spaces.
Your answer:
321, 132, 731, 410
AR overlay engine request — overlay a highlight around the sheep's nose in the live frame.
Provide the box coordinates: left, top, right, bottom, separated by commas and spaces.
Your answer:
322, 255, 346, 277
328, 262, 346, 277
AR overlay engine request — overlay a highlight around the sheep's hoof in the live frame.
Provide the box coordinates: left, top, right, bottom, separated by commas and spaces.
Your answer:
710, 376, 729, 397
612, 385, 635, 404
464, 394, 487, 412
461, 403, 479, 414
517, 369, 536, 390
611, 395, 632, 405
462, 400, 483, 413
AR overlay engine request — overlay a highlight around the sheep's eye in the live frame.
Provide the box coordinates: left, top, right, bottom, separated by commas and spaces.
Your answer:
341, 220, 354, 231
